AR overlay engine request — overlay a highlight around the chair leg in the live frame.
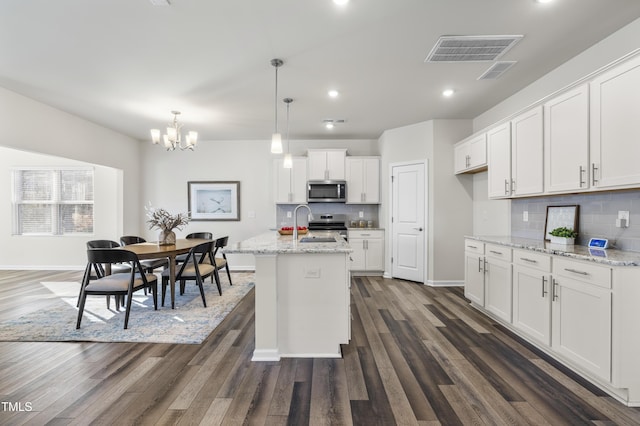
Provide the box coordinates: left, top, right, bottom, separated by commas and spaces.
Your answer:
161, 276, 168, 307
196, 277, 207, 307
123, 290, 133, 329
223, 256, 232, 285
213, 268, 222, 296
76, 294, 87, 329
151, 282, 158, 310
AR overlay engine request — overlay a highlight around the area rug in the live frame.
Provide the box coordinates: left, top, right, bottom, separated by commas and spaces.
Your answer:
0, 272, 254, 344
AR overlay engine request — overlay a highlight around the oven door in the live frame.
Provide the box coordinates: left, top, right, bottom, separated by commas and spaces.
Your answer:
307, 181, 346, 202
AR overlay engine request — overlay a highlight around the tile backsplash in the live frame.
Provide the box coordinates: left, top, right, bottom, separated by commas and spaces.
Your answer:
511, 190, 640, 251
276, 204, 379, 228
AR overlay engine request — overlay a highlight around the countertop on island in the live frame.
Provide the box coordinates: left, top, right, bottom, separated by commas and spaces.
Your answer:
466, 235, 640, 267
223, 231, 352, 255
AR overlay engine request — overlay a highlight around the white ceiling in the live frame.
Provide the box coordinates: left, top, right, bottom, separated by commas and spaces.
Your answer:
2, 0, 640, 142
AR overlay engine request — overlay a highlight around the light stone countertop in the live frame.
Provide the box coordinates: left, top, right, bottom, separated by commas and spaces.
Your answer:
223, 231, 352, 255
467, 235, 640, 267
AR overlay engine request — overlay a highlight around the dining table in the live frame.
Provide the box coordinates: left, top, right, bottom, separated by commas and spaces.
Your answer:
118, 238, 211, 309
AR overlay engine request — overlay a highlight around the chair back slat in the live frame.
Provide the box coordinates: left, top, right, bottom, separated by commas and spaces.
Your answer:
120, 235, 146, 246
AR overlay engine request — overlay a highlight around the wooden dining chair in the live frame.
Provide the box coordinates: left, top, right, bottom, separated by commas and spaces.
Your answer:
120, 235, 169, 273
161, 240, 217, 308
79, 239, 132, 309
175, 232, 213, 264
212, 236, 233, 286
77, 248, 158, 330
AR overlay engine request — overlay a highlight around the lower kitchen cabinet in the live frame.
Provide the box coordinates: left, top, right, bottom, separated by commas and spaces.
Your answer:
349, 230, 384, 273
464, 239, 485, 305
551, 258, 612, 382
512, 249, 552, 346
484, 244, 512, 322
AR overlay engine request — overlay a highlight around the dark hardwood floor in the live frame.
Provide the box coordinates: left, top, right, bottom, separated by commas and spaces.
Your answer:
1, 270, 640, 425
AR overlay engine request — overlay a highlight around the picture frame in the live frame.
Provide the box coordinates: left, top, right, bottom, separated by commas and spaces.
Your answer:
187, 181, 240, 221
544, 205, 579, 241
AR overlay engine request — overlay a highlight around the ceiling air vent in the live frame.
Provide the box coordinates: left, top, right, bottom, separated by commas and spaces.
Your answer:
425, 35, 523, 62
477, 61, 517, 80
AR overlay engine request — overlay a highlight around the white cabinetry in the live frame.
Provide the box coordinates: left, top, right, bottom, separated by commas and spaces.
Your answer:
274, 157, 307, 204
346, 157, 380, 204
551, 257, 612, 382
511, 106, 544, 196
590, 55, 640, 190
487, 122, 512, 198
512, 250, 552, 346
349, 230, 384, 272
484, 244, 512, 322
454, 133, 487, 174
544, 84, 590, 193
307, 149, 346, 180
464, 239, 485, 305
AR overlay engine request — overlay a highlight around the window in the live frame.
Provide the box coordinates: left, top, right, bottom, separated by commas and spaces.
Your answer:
12, 168, 94, 235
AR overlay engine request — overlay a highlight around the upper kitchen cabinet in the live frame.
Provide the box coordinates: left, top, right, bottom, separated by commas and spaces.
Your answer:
590, 55, 640, 190
454, 133, 487, 174
511, 106, 544, 196
307, 149, 347, 180
274, 157, 307, 204
346, 157, 380, 204
487, 122, 512, 199
544, 84, 590, 193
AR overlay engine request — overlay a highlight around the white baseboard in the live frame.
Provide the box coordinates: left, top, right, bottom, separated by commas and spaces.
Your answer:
425, 280, 464, 287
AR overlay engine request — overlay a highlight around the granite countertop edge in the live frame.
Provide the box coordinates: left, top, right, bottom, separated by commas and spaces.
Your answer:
223, 231, 353, 255
466, 235, 640, 267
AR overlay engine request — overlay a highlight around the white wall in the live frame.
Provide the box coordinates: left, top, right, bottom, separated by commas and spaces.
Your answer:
0, 87, 142, 268
0, 147, 122, 268
378, 119, 472, 284
140, 138, 378, 269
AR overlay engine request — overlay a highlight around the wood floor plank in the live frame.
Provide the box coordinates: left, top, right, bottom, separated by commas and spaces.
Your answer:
2, 270, 640, 425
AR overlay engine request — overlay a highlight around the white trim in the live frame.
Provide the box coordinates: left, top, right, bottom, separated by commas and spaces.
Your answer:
251, 349, 280, 362
425, 280, 464, 287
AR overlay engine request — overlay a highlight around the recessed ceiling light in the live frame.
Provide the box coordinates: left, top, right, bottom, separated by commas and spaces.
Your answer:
325, 122, 335, 129
536, 0, 553, 3
328, 90, 339, 98
442, 88, 455, 97
333, 0, 349, 6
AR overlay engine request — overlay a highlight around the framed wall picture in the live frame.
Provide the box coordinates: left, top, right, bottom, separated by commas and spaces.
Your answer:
544, 205, 579, 241
188, 181, 240, 221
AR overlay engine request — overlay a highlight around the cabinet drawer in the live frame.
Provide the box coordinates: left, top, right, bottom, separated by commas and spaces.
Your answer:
513, 249, 551, 272
464, 239, 484, 255
485, 243, 512, 262
349, 230, 383, 239
553, 257, 611, 289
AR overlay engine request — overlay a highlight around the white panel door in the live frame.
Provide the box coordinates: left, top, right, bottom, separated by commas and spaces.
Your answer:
511, 106, 544, 196
487, 122, 512, 198
484, 258, 512, 322
512, 264, 551, 346
391, 162, 425, 282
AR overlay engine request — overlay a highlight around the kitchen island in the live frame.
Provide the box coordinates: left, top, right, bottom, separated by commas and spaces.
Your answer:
223, 231, 352, 361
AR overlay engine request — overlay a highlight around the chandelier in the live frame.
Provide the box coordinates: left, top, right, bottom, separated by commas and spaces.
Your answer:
150, 111, 198, 151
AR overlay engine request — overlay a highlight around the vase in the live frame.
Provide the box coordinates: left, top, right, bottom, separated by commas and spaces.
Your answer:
550, 236, 574, 246
158, 229, 176, 245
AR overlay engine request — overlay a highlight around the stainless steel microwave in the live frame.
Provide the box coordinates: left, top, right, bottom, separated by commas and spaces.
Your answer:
307, 180, 347, 203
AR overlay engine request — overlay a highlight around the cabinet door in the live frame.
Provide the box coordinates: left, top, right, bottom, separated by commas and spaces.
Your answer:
484, 258, 512, 322
590, 55, 640, 189
487, 122, 512, 199
346, 158, 364, 203
469, 133, 487, 169
307, 151, 327, 180
454, 142, 471, 173
363, 158, 380, 203
349, 238, 366, 270
544, 84, 589, 193
326, 150, 346, 180
291, 158, 308, 203
365, 237, 384, 271
464, 254, 485, 305
551, 276, 611, 381
512, 106, 544, 196
512, 265, 551, 346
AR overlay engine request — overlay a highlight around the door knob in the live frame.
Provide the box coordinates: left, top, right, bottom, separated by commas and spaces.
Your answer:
413, 227, 423, 231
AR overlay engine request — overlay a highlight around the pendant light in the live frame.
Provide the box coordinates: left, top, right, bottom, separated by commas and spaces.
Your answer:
283, 98, 293, 169
270, 58, 284, 154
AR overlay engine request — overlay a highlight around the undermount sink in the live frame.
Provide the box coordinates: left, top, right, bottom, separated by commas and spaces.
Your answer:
299, 237, 336, 243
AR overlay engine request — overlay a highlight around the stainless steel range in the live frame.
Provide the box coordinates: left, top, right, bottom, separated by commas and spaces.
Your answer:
308, 214, 348, 240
